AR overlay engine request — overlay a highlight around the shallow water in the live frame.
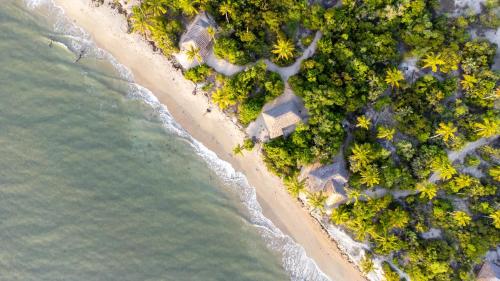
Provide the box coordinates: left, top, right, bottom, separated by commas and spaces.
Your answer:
0, 2, 293, 280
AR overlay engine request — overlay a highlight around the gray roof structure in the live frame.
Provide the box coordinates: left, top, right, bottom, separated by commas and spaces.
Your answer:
262, 101, 303, 139
179, 12, 215, 60
477, 262, 500, 281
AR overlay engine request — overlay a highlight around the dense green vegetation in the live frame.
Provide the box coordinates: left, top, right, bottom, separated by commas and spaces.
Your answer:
120, 0, 499, 280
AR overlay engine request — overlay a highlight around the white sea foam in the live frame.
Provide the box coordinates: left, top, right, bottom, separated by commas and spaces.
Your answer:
24, 1, 331, 280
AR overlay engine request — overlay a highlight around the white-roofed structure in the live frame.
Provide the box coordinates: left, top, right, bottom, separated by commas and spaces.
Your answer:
262, 101, 303, 139
177, 12, 215, 67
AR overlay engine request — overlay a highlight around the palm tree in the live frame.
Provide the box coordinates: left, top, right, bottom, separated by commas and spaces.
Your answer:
387, 208, 409, 229
185, 45, 202, 62
307, 191, 327, 212
474, 117, 499, 138
377, 126, 396, 141
206, 26, 217, 42
130, 6, 151, 39
431, 156, 457, 180
360, 255, 374, 274
219, 1, 235, 23
416, 181, 438, 200
422, 52, 445, 72
144, 0, 168, 17
434, 122, 457, 143
489, 166, 500, 182
349, 143, 374, 172
346, 188, 364, 205
284, 177, 306, 198
460, 74, 477, 91
356, 115, 371, 130
330, 209, 349, 224
211, 89, 235, 110
374, 233, 400, 254
450, 174, 473, 193
489, 210, 500, 229
452, 211, 471, 227
272, 38, 295, 61
360, 165, 381, 188
232, 143, 244, 156
385, 68, 404, 88
177, 0, 199, 16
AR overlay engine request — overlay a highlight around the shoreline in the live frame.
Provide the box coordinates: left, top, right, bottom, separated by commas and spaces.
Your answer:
41, 0, 367, 280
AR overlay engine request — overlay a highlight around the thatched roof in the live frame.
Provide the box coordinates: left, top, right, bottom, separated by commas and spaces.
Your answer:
300, 163, 348, 195
477, 262, 500, 281
262, 101, 303, 139
179, 12, 215, 59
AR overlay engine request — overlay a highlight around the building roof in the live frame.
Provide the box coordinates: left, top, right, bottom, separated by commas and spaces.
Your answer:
179, 12, 214, 59
262, 101, 303, 139
477, 262, 500, 281
300, 163, 348, 194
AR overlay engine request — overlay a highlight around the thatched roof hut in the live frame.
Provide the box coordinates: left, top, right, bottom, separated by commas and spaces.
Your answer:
262, 101, 303, 139
299, 162, 348, 205
477, 261, 500, 281
179, 12, 215, 61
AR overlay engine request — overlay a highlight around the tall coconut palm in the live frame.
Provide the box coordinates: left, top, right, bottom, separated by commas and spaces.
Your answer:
349, 143, 375, 172
144, 0, 168, 17
356, 115, 371, 130
489, 166, 500, 182
272, 38, 295, 61
450, 174, 474, 193
232, 143, 244, 156
416, 181, 438, 200
346, 188, 365, 205
460, 74, 477, 91
219, 1, 235, 23
473, 117, 499, 138
185, 45, 202, 62
307, 191, 327, 212
431, 156, 456, 180
377, 126, 396, 141
452, 211, 471, 227
130, 6, 151, 39
422, 52, 445, 72
206, 26, 217, 42
385, 68, 404, 88
360, 165, 381, 188
434, 122, 457, 143
490, 210, 500, 229
284, 177, 306, 198
177, 0, 199, 16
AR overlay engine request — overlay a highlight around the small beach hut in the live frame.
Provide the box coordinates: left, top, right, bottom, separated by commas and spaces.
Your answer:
179, 12, 215, 62
262, 101, 303, 139
300, 163, 348, 205
477, 261, 500, 281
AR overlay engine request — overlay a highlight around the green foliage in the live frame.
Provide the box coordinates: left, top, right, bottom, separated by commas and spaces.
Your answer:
126, 1, 500, 280
242, 138, 254, 150
360, 253, 374, 274
212, 62, 283, 125
382, 262, 401, 281
213, 37, 251, 65
184, 64, 213, 83
464, 154, 480, 167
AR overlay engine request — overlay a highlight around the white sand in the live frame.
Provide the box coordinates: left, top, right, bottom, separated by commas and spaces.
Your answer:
50, 0, 366, 280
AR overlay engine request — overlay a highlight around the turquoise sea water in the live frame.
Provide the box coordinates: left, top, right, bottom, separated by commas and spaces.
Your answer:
0, 2, 299, 280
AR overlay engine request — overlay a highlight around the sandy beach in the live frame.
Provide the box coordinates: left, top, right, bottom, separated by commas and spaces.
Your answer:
49, 1, 366, 280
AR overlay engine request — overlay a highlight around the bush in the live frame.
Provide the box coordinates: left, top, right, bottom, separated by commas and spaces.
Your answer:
184, 64, 213, 83
464, 154, 481, 167
238, 97, 264, 126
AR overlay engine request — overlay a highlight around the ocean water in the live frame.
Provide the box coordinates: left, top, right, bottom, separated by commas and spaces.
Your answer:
0, 1, 329, 280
